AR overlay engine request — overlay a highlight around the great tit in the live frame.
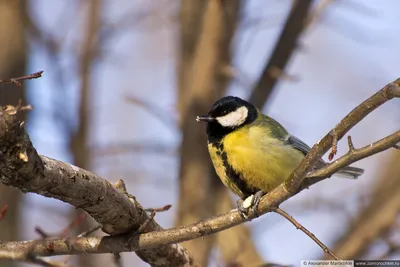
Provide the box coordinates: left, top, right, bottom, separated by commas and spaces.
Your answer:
196, 96, 364, 214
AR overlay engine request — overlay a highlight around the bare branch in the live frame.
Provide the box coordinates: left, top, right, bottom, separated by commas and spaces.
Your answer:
144, 204, 172, 213
0, 79, 399, 260
0, 71, 43, 87
125, 95, 177, 131
249, 0, 315, 108
0, 106, 197, 266
327, 151, 400, 259
274, 208, 340, 260
328, 129, 338, 161
347, 135, 355, 151
310, 131, 400, 178
285, 78, 400, 192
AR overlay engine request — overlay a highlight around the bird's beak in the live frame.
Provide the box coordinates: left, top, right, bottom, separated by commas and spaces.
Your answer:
196, 115, 216, 122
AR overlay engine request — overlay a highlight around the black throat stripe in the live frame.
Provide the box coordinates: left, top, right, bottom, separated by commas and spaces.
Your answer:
213, 142, 257, 198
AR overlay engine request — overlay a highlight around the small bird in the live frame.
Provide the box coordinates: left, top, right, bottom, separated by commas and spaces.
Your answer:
196, 96, 363, 214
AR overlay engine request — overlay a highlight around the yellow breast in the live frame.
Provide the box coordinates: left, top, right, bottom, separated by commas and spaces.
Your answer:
209, 125, 304, 198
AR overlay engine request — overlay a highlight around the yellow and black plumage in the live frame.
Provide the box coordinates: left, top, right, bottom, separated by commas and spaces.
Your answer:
197, 96, 364, 203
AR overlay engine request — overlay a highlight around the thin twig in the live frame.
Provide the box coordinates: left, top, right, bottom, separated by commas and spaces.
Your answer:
138, 211, 156, 233
347, 135, 355, 151
274, 207, 341, 260
77, 224, 102, 237
34, 213, 87, 240
35, 227, 50, 239
310, 131, 400, 178
113, 253, 122, 267
144, 204, 172, 213
249, 0, 315, 108
3, 103, 33, 115
26, 252, 69, 267
328, 129, 338, 161
0, 71, 43, 87
61, 213, 87, 239
393, 144, 400, 150
125, 95, 177, 131
15, 99, 34, 111
63, 224, 102, 264
127, 211, 156, 245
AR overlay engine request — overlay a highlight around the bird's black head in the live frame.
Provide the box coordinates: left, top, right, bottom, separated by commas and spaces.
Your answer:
196, 96, 258, 143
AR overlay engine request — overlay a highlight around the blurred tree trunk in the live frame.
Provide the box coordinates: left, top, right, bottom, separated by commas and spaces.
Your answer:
176, 0, 230, 265
249, 0, 314, 109
327, 151, 400, 259
177, 0, 206, 123
0, 1, 27, 267
69, 1, 100, 266
176, 1, 264, 266
213, 182, 264, 266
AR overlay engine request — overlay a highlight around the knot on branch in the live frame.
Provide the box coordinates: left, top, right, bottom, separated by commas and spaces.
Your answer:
383, 80, 400, 99
0, 105, 43, 186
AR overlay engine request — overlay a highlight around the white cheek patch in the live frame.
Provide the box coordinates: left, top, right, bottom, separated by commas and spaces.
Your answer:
216, 106, 248, 127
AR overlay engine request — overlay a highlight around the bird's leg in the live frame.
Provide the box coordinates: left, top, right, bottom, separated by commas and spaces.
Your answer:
237, 198, 249, 219
236, 191, 265, 218
250, 190, 265, 217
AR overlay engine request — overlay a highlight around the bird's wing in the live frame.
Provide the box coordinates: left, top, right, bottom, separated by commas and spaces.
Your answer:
287, 134, 326, 168
258, 114, 325, 166
257, 114, 291, 140
287, 135, 311, 155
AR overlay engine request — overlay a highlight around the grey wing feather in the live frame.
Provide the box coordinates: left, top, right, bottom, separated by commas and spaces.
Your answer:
287, 135, 312, 155
287, 135, 326, 168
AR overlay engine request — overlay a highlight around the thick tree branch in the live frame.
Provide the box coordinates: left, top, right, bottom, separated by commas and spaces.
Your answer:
0, 79, 399, 259
0, 106, 197, 266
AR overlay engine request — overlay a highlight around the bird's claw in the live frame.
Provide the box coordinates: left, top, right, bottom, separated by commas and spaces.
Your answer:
237, 190, 265, 219
237, 198, 250, 219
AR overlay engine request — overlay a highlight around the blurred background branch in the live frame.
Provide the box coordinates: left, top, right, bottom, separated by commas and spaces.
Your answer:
0, 0, 399, 266
328, 150, 400, 259
0, 1, 27, 267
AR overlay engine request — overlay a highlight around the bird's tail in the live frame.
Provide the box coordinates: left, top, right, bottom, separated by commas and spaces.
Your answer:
336, 165, 364, 179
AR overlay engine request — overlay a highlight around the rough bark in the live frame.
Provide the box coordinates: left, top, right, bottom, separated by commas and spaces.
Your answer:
0, 106, 198, 267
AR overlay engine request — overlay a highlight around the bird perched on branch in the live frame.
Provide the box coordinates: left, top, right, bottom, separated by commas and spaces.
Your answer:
196, 96, 363, 216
